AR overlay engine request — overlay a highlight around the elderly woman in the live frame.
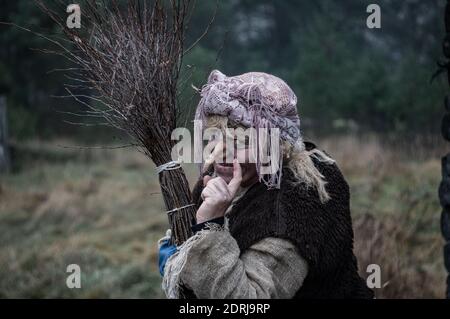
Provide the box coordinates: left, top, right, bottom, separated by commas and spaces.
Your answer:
158, 70, 373, 299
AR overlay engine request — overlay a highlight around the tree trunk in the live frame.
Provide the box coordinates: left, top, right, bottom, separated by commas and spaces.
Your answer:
0, 96, 10, 173
440, 0, 450, 299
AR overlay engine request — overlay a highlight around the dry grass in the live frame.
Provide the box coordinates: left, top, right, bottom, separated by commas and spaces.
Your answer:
319, 134, 447, 298
0, 134, 447, 298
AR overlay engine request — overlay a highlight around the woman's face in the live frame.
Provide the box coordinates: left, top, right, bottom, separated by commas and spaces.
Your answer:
211, 131, 259, 187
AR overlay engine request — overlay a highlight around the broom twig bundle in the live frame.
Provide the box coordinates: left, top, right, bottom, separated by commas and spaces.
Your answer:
35, 0, 207, 245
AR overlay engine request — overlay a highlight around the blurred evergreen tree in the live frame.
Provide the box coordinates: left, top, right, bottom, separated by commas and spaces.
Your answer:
0, 0, 447, 139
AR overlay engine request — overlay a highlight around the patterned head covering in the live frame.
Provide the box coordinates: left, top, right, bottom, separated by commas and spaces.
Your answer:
195, 70, 301, 146
195, 70, 303, 188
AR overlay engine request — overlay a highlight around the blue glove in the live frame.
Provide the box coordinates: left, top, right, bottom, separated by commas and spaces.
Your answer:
158, 231, 177, 276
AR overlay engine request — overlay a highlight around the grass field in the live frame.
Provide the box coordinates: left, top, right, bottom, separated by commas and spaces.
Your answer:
0, 134, 447, 298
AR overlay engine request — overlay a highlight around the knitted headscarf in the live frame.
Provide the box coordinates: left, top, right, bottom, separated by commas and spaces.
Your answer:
195, 70, 304, 189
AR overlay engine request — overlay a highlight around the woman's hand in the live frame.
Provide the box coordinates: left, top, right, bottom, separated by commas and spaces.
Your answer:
196, 159, 242, 224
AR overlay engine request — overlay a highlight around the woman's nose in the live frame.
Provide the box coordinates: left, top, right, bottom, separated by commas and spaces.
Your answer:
213, 138, 237, 163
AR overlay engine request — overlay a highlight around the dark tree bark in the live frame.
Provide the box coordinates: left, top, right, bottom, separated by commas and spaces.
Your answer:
439, 0, 450, 299
0, 96, 10, 173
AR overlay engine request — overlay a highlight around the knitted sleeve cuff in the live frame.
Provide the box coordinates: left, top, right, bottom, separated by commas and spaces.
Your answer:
191, 216, 225, 234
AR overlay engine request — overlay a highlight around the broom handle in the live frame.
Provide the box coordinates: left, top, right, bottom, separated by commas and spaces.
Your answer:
158, 167, 197, 246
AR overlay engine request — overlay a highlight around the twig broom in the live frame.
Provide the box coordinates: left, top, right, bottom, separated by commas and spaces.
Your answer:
35, 0, 204, 245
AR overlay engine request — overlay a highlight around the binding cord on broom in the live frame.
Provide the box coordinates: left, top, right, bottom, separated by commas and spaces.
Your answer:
156, 159, 196, 245
155, 160, 182, 174
165, 204, 196, 215
166, 203, 196, 246
155, 159, 195, 215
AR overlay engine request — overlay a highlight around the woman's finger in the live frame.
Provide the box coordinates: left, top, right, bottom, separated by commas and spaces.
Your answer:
207, 179, 229, 198
209, 176, 229, 190
201, 186, 214, 200
203, 175, 212, 187
227, 159, 242, 197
